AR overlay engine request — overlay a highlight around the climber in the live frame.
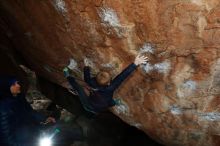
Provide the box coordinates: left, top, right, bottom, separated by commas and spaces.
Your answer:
0, 76, 84, 146
63, 54, 148, 114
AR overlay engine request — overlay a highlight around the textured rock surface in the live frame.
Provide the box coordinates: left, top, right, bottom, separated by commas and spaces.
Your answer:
1, 0, 220, 145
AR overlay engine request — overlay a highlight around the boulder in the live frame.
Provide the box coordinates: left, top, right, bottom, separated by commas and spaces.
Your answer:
1, 0, 220, 145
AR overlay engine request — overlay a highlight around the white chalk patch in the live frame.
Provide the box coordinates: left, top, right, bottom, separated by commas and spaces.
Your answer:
170, 106, 183, 115
31, 99, 52, 111
114, 101, 130, 116
128, 122, 142, 129
191, 0, 204, 6
182, 80, 197, 90
68, 58, 78, 70
139, 43, 154, 54
53, 0, 67, 13
141, 62, 154, 73
199, 112, 220, 121
154, 61, 171, 74
84, 58, 95, 68
99, 7, 120, 27
177, 80, 197, 98
191, 0, 215, 11
133, 123, 142, 129
101, 63, 114, 68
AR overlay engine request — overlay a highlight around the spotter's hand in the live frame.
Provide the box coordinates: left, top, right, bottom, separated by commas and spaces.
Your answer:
43, 117, 56, 125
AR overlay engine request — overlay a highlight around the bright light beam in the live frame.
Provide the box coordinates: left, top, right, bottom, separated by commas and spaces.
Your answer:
39, 137, 52, 146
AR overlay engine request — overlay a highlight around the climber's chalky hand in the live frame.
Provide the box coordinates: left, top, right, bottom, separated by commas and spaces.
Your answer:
134, 54, 148, 66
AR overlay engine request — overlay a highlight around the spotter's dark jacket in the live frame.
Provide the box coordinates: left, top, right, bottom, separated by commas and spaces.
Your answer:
0, 77, 46, 146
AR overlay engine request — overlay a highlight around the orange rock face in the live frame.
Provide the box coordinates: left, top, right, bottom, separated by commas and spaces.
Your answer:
1, 0, 220, 145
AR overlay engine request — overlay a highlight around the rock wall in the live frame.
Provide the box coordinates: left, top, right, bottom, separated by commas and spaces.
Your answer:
1, 0, 220, 145
0, 18, 28, 90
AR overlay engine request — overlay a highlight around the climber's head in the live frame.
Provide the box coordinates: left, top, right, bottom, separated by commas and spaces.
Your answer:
96, 71, 111, 86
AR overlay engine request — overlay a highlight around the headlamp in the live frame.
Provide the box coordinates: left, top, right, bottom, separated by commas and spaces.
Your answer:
39, 137, 52, 146
39, 128, 60, 146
